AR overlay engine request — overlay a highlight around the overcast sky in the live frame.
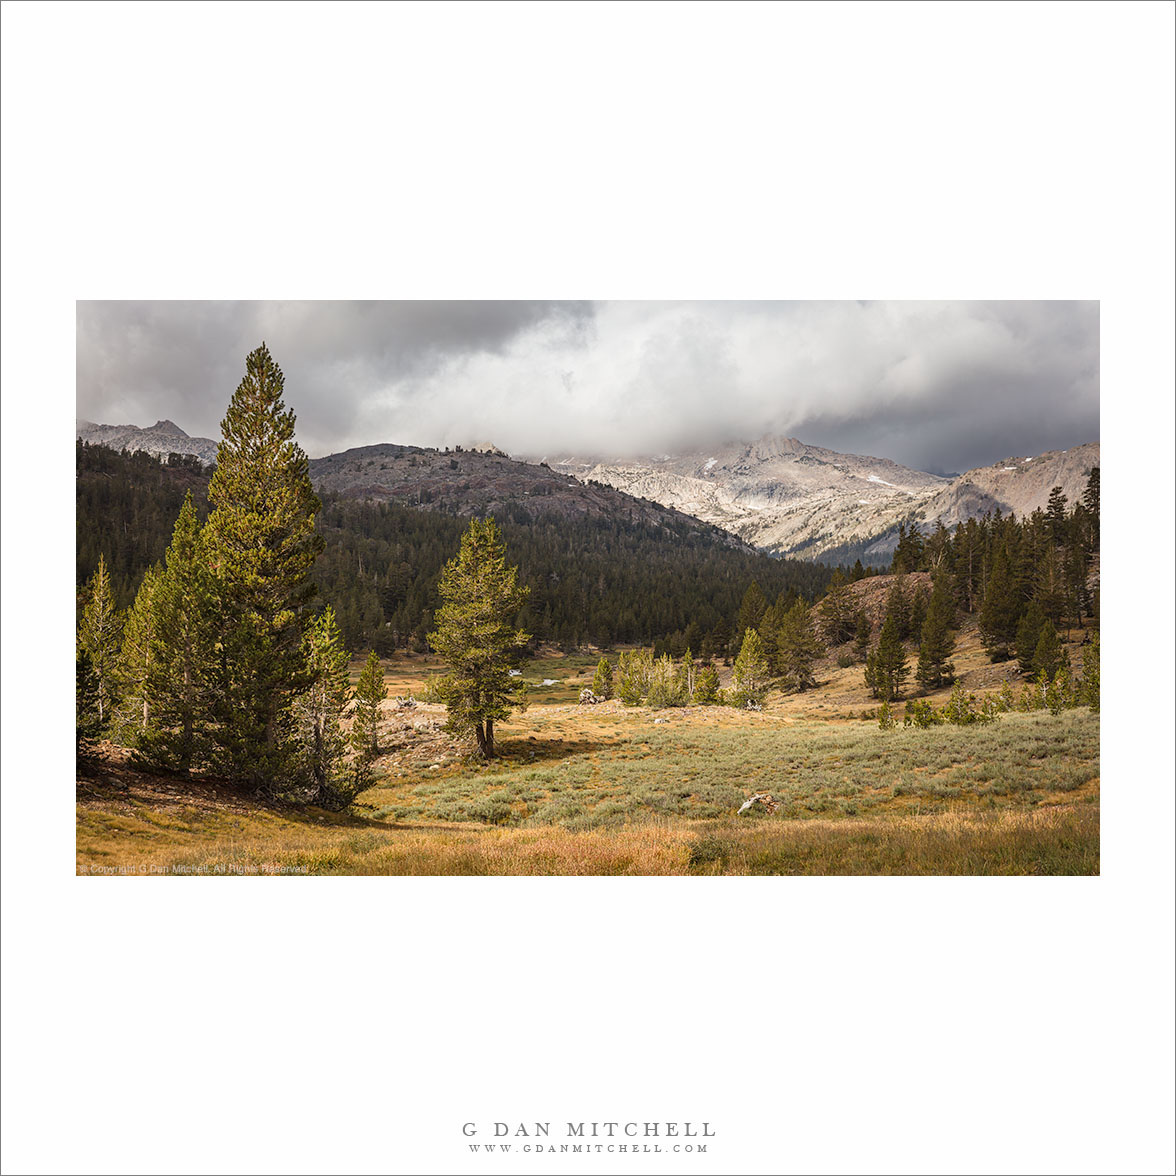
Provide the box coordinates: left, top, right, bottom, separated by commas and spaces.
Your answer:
76, 300, 1099, 474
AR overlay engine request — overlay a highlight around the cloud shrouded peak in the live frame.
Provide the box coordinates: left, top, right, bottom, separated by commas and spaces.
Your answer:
76, 300, 1098, 474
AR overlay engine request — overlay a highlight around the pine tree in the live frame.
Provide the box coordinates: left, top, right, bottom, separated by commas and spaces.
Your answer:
616, 648, 653, 706
1014, 601, 1048, 677
76, 649, 103, 755
646, 653, 682, 709
1046, 485, 1069, 545
139, 492, 216, 776
736, 581, 768, 641
294, 607, 353, 807
775, 600, 825, 692
908, 584, 928, 638
592, 656, 614, 700
1082, 466, 1100, 551
202, 344, 324, 790
732, 627, 770, 706
116, 564, 162, 744
692, 663, 721, 705
915, 569, 956, 690
77, 554, 122, 731
852, 610, 872, 663
891, 524, 925, 574
885, 575, 913, 640
1032, 620, 1066, 681
428, 517, 530, 757
818, 580, 856, 645
1034, 542, 1065, 625
1081, 632, 1099, 712
673, 648, 697, 703
979, 543, 1019, 661
866, 611, 909, 701
351, 649, 387, 766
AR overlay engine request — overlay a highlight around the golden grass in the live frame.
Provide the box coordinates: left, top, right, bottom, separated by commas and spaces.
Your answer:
77, 797, 1097, 876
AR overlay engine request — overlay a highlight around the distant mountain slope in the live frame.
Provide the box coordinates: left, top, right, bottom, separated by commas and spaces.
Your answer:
918, 443, 1101, 529
76, 419, 219, 465
547, 435, 950, 560
548, 434, 1099, 564
307, 442, 748, 544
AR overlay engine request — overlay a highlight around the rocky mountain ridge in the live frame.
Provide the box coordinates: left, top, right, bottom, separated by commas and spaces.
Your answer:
75, 419, 1098, 566
76, 419, 220, 465
545, 436, 1099, 563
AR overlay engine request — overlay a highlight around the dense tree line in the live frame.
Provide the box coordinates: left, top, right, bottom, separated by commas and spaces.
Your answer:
78, 443, 835, 655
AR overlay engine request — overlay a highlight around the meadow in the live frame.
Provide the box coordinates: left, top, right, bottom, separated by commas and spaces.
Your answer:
77, 643, 1099, 876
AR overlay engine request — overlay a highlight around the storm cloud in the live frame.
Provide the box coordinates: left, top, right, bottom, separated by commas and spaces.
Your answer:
76, 300, 1098, 474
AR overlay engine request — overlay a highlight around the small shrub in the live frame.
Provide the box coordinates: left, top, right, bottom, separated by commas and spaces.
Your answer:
836, 652, 856, 669
903, 699, 940, 729
877, 701, 897, 730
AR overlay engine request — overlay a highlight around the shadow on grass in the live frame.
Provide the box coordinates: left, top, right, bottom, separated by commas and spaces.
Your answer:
491, 735, 613, 764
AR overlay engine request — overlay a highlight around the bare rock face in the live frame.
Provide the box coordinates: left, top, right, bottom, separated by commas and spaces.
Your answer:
550, 435, 1099, 562
77, 419, 219, 465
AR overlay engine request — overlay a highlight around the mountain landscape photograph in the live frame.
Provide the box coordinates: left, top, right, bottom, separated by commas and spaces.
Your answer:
74, 300, 1101, 876
8, 2, 1175, 1173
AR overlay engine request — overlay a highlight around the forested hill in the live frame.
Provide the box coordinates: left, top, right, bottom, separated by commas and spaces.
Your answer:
77, 440, 834, 654
307, 441, 745, 537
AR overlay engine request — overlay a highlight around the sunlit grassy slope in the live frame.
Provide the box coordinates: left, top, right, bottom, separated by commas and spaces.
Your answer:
78, 657, 1099, 875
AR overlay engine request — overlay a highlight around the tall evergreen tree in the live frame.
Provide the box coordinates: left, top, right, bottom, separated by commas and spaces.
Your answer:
852, 609, 872, 663
1034, 542, 1066, 625
736, 581, 768, 640
865, 611, 909, 701
891, 524, 925, 574
1046, 485, 1069, 544
915, 569, 956, 690
139, 492, 216, 775
351, 649, 387, 766
1015, 601, 1048, 677
1080, 632, 1099, 712
76, 649, 103, 755
428, 517, 530, 757
202, 344, 324, 790
818, 579, 856, 645
294, 607, 353, 806
775, 600, 825, 692
885, 575, 912, 641
732, 627, 770, 705
77, 554, 122, 730
1032, 620, 1066, 681
979, 542, 1019, 661
1082, 466, 1100, 551
116, 564, 162, 744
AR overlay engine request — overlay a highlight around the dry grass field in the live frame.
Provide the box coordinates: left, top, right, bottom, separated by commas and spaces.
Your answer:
77, 632, 1099, 876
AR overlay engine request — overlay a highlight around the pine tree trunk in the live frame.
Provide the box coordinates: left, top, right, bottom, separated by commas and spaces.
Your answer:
474, 722, 490, 758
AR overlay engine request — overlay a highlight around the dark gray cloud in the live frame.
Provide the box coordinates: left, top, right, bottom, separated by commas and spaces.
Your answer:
76, 300, 1098, 473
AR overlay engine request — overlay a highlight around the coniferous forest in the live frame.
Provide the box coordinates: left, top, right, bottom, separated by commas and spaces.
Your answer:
77, 438, 834, 656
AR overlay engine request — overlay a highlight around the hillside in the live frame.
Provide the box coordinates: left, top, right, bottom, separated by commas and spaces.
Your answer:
307, 442, 747, 541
